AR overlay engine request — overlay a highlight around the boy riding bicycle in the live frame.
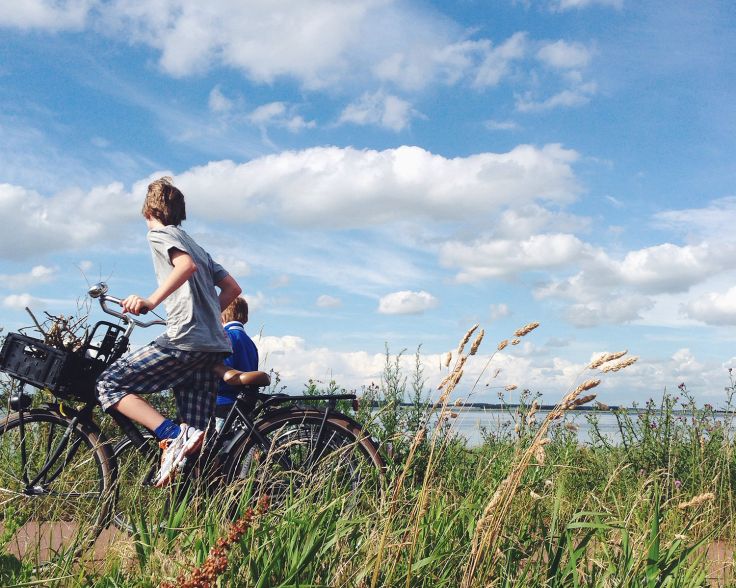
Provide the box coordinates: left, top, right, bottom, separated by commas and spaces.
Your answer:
96, 176, 241, 487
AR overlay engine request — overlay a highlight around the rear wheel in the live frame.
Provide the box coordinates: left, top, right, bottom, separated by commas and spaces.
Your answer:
226, 410, 384, 508
0, 409, 113, 564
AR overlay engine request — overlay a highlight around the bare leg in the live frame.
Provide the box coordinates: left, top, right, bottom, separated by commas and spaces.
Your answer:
111, 394, 166, 431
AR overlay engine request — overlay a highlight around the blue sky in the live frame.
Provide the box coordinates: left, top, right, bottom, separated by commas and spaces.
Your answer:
1, 0, 735, 405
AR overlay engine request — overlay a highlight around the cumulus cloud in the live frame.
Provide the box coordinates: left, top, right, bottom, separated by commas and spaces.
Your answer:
683, 287, 736, 325
3, 293, 43, 310
0, 182, 140, 259
653, 196, 736, 241
378, 290, 438, 315
316, 295, 342, 308
338, 91, 416, 132
176, 144, 580, 229
0, 265, 57, 290
0, 0, 93, 30
440, 233, 590, 282
534, 241, 736, 326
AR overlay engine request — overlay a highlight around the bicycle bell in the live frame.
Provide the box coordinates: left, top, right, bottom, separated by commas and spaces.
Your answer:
87, 282, 109, 299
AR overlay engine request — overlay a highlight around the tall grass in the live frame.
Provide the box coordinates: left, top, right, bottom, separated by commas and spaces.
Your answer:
1, 323, 734, 587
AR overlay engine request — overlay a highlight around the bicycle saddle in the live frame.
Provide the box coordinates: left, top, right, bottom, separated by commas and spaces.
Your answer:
213, 364, 271, 387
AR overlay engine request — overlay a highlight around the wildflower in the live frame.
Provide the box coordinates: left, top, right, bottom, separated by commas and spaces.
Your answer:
674, 479, 682, 490
678, 382, 686, 391
650, 420, 657, 429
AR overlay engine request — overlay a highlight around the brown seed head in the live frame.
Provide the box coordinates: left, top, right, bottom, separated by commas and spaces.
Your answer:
504, 384, 518, 391
511, 338, 521, 345
497, 339, 509, 351
514, 322, 540, 337
600, 356, 639, 373
457, 323, 479, 356
444, 351, 452, 367
589, 350, 628, 369
469, 329, 485, 355
678, 492, 715, 510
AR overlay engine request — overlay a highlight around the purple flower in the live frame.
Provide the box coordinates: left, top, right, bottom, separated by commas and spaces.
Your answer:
674, 479, 682, 490
650, 420, 658, 429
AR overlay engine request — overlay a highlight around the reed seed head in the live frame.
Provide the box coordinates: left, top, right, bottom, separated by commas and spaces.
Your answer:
497, 339, 509, 351
589, 350, 628, 370
600, 356, 639, 373
457, 323, 479, 356
514, 322, 540, 337
511, 338, 521, 345
469, 329, 485, 355
677, 492, 715, 510
504, 384, 517, 391
573, 393, 597, 407
444, 351, 452, 367
534, 445, 545, 464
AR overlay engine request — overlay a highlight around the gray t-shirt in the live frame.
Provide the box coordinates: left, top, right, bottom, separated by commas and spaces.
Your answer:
147, 226, 232, 353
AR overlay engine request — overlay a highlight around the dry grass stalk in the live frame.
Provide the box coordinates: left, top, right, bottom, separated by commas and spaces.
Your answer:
444, 351, 452, 367
469, 329, 485, 356
677, 493, 715, 510
573, 393, 597, 407
514, 322, 540, 337
457, 323, 479, 356
461, 373, 614, 586
589, 350, 628, 369
497, 339, 509, 351
600, 356, 639, 373
373, 325, 477, 588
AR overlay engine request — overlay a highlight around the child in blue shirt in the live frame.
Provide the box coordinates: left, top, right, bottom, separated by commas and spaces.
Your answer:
215, 296, 259, 427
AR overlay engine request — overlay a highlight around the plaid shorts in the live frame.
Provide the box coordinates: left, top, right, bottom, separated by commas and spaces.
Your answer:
96, 343, 225, 431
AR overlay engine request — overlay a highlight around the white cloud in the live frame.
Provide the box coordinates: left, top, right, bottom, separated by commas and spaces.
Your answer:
473, 32, 528, 88
208, 86, 233, 113
534, 241, 736, 326
440, 233, 589, 282
0, 265, 57, 290
3, 293, 42, 310
338, 91, 416, 132
0, 0, 93, 30
248, 102, 316, 133
683, 287, 736, 325
316, 295, 342, 308
0, 182, 139, 259
537, 40, 592, 69
516, 82, 597, 112
378, 290, 438, 315
177, 144, 580, 229
213, 254, 251, 278
653, 196, 736, 241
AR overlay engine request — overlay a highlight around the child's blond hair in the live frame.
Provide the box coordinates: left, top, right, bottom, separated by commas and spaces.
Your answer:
222, 296, 249, 324
142, 176, 186, 226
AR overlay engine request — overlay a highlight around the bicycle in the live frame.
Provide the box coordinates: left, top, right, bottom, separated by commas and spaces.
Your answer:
0, 282, 384, 564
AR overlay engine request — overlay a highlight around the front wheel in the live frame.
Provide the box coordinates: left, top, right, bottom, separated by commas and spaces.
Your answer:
0, 408, 114, 564
225, 409, 384, 507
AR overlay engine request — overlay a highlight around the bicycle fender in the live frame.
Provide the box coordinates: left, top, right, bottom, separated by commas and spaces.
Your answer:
38, 402, 105, 437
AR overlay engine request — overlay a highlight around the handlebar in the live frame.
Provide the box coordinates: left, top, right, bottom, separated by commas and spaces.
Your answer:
99, 294, 166, 328
88, 282, 166, 329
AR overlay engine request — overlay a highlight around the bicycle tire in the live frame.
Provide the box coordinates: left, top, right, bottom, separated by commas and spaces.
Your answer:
225, 409, 384, 506
0, 408, 114, 564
